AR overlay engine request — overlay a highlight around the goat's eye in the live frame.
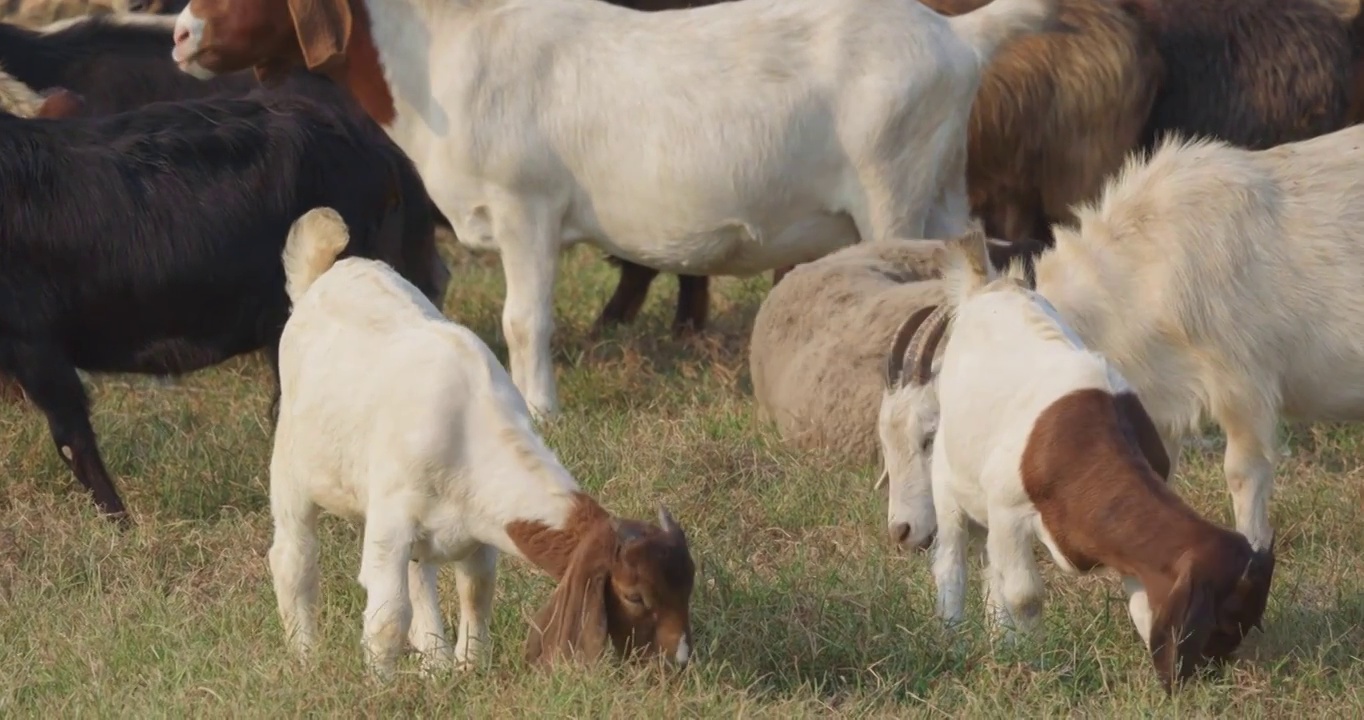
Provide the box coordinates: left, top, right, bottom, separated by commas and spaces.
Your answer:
624, 592, 645, 606
920, 433, 936, 453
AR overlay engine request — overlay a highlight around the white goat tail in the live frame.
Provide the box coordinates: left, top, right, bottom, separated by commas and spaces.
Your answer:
283, 207, 350, 304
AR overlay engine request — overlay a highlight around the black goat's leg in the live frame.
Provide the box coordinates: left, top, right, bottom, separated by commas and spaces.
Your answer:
672, 275, 710, 337
0, 342, 128, 523
595, 260, 660, 331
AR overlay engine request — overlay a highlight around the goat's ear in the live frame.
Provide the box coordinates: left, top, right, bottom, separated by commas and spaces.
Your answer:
524, 532, 613, 666
885, 306, 936, 388
1148, 559, 1216, 693
286, 0, 353, 73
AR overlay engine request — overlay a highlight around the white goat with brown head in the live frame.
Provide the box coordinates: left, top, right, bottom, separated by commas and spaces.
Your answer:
877, 228, 1275, 692
270, 208, 696, 678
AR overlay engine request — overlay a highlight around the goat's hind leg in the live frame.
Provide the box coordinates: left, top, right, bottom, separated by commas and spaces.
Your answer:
267, 483, 322, 662
0, 340, 127, 522
357, 511, 416, 678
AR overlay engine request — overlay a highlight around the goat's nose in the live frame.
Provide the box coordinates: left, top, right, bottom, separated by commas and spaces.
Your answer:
889, 522, 912, 550
173, 25, 190, 45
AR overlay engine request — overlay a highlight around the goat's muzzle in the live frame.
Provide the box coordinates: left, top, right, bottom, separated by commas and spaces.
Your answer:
889, 523, 934, 553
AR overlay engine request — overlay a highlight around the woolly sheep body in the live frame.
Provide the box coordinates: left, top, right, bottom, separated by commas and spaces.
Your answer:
749, 240, 947, 462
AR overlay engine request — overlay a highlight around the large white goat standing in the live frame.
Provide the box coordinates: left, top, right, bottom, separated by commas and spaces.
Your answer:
171, 0, 1059, 419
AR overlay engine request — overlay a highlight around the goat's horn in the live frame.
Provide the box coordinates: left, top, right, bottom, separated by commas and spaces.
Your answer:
908, 304, 952, 386
885, 306, 936, 389
873, 464, 889, 491
658, 505, 680, 535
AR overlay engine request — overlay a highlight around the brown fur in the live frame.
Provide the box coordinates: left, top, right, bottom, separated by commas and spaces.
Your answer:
508, 495, 696, 666
1021, 388, 1275, 691
750, 240, 947, 462
34, 86, 84, 118
921, 0, 1163, 256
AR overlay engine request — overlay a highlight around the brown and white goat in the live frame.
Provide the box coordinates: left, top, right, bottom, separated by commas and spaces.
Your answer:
269, 208, 695, 676
877, 229, 1275, 691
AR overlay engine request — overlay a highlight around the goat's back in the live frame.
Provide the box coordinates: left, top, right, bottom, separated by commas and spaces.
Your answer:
0, 87, 437, 375
1039, 125, 1364, 426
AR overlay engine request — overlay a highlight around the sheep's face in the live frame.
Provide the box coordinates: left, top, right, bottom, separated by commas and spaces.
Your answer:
879, 383, 938, 552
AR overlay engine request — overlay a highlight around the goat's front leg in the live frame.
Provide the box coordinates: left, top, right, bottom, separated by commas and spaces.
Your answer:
0, 341, 127, 522
496, 203, 561, 420
931, 494, 970, 627
1218, 405, 1277, 551
407, 559, 453, 675
357, 514, 415, 679
453, 543, 498, 670
267, 483, 322, 661
983, 512, 1044, 642
1122, 575, 1154, 648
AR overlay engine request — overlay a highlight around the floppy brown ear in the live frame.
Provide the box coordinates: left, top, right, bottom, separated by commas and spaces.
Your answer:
524, 535, 613, 665
286, 0, 354, 73
1149, 559, 1216, 693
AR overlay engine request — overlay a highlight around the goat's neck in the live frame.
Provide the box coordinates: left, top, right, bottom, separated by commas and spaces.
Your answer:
503, 490, 613, 580
349, 0, 467, 132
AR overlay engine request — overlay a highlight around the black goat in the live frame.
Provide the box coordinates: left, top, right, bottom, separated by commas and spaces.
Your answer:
0, 75, 445, 523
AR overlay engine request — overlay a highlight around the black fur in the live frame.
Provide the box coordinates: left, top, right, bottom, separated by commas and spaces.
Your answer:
1139, 0, 1355, 151
0, 75, 442, 521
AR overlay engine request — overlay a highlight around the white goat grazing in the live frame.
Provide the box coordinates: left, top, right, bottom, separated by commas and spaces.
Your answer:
1028, 126, 1364, 552
173, 0, 1060, 420
270, 208, 696, 677
877, 229, 1275, 692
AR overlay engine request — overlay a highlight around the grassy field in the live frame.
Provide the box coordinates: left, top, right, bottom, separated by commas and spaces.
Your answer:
2, 244, 1363, 717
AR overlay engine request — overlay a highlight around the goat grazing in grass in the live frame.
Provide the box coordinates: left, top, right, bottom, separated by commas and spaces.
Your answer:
269, 208, 696, 676
877, 229, 1275, 692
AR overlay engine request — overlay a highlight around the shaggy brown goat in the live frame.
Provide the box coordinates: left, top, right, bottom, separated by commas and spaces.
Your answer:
921, 0, 1163, 268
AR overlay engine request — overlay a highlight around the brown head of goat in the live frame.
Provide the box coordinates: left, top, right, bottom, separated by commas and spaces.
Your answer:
521, 504, 696, 666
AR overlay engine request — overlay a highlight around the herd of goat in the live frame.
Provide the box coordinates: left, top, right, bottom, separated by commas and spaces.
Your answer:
3, 0, 1364, 696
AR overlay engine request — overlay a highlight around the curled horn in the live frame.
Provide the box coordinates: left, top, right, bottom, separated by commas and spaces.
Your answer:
658, 505, 683, 539
906, 304, 952, 386
885, 306, 937, 389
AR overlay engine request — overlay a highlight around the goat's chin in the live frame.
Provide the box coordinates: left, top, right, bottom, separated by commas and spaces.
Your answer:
177, 59, 219, 81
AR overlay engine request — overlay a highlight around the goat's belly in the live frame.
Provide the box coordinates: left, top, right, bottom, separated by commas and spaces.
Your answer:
597, 211, 861, 276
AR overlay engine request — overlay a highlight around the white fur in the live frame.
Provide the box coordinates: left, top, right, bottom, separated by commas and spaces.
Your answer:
269, 208, 600, 677
878, 236, 1153, 640
175, 0, 1055, 419
1033, 126, 1364, 550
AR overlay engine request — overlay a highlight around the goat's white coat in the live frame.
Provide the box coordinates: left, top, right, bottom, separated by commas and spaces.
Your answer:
270, 208, 594, 676
1033, 126, 1364, 550
879, 241, 1155, 641
177, 0, 1055, 419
